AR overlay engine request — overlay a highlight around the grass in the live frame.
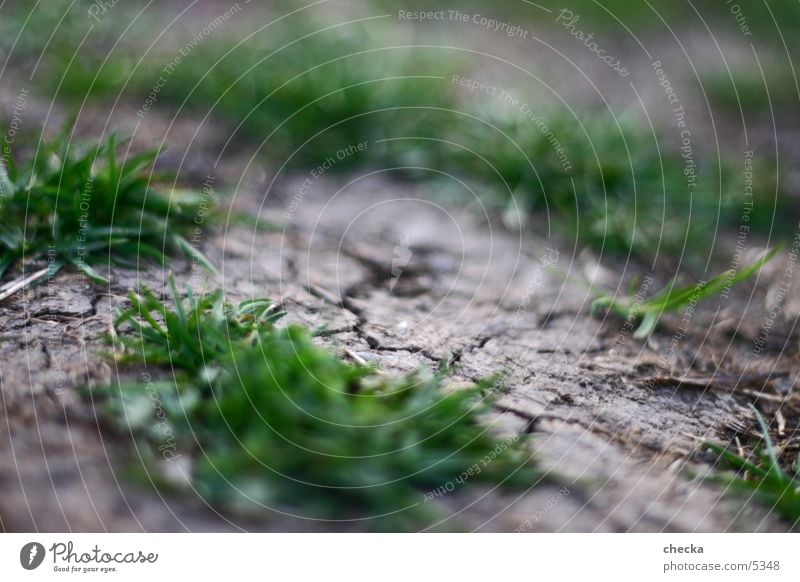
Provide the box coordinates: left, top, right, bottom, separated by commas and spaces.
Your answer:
13, 2, 788, 266
387, 107, 788, 262
0, 4, 791, 300
3, 5, 792, 265
0, 128, 214, 284
97, 278, 539, 524
591, 247, 779, 338
112, 277, 285, 375
372, 0, 688, 27
705, 68, 799, 115
706, 407, 800, 528
46, 13, 459, 172
374, 0, 800, 36
0, 0, 156, 55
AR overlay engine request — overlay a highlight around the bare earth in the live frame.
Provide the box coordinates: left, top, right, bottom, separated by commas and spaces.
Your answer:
0, 171, 795, 532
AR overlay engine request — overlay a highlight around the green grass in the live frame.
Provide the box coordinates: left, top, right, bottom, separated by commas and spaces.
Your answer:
372, 0, 688, 28
374, 0, 800, 36
16, 2, 788, 266
706, 407, 800, 529
113, 277, 285, 375
0, 0, 152, 67
591, 247, 779, 338
97, 279, 539, 524
45, 14, 459, 172
705, 68, 799, 115
385, 108, 788, 262
0, 128, 214, 283
6, 2, 791, 270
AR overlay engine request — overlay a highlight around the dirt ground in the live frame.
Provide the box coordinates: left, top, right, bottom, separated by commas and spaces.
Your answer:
1, 171, 796, 532
1, 2, 798, 532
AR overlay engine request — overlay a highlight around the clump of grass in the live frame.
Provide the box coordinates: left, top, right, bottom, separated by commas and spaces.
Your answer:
706, 407, 800, 528
705, 68, 799, 115
194, 334, 534, 519
0, 1, 151, 72
0, 2, 75, 60
99, 281, 538, 523
26, 2, 791, 268
385, 107, 786, 263
372, 0, 688, 27
377, 0, 800, 36
0, 129, 214, 283
30, 4, 788, 266
49, 16, 459, 172
113, 276, 285, 375
591, 247, 779, 338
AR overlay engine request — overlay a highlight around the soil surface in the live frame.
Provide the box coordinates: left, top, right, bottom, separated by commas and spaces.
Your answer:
1, 173, 796, 532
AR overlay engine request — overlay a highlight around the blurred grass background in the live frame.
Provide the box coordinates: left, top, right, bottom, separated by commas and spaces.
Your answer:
1, 0, 797, 268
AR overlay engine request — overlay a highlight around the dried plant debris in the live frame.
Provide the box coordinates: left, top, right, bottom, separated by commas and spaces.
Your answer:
706, 407, 800, 528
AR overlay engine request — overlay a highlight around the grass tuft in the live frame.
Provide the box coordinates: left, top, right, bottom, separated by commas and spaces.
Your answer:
21, 5, 789, 265
49, 18, 459, 172
0, 129, 214, 284
591, 247, 779, 338
113, 275, 285, 375
99, 281, 539, 523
